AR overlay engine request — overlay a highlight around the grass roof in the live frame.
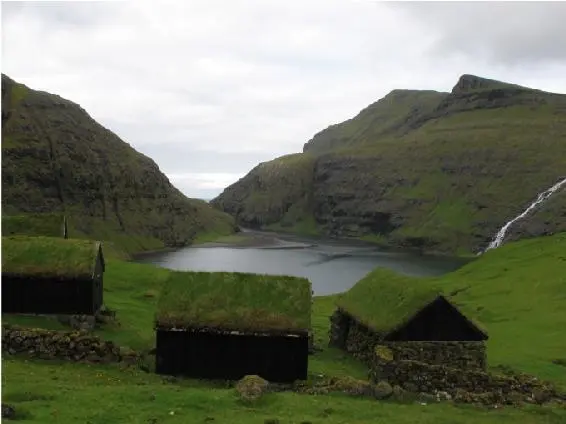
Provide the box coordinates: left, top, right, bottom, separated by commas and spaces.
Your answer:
336, 268, 442, 334
2, 213, 67, 238
1, 236, 101, 279
156, 271, 312, 333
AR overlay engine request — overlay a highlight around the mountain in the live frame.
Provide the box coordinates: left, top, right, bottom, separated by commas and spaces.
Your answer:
211, 74, 566, 254
1, 74, 236, 253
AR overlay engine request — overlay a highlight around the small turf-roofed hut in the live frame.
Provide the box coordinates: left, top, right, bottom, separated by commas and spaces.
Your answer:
155, 271, 312, 383
330, 269, 488, 370
2, 213, 69, 238
1, 236, 105, 315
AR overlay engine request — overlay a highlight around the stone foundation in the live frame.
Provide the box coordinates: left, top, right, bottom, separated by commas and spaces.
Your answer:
376, 341, 486, 370
2, 325, 138, 364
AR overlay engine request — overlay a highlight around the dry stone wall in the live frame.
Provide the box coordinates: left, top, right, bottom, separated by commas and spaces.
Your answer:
376, 341, 486, 370
2, 325, 138, 364
328, 309, 351, 348
369, 355, 562, 406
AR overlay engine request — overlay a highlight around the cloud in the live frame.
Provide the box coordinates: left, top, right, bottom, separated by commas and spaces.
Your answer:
168, 172, 248, 200
2, 1, 566, 198
392, 2, 566, 66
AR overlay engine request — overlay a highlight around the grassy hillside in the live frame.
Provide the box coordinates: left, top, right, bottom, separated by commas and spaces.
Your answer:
337, 232, 566, 387
302, 89, 448, 154
212, 74, 566, 254
211, 153, 319, 235
2, 235, 566, 422
1, 74, 236, 254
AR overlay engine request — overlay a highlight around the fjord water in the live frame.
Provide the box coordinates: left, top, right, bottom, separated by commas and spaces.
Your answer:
136, 232, 469, 295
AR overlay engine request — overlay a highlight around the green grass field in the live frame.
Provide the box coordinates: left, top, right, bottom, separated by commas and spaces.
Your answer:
156, 271, 311, 332
2, 234, 566, 423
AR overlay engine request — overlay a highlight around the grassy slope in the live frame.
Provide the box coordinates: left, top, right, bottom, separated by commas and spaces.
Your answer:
1, 74, 235, 254
302, 89, 448, 154
2, 235, 566, 422
337, 232, 566, 387
156, 271, 311, 332
212, 75, 566, 254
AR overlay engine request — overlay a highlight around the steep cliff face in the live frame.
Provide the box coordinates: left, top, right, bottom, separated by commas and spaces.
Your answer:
212, 75, 566, 254
1, 74, 236, 252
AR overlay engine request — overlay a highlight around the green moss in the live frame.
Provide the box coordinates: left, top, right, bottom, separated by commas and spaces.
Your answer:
375, 345, 394, 362
156, 271, 312, 332
1, 236, 102, 279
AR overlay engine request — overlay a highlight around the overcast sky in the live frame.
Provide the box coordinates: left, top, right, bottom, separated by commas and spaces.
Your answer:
2, 1, 566, 199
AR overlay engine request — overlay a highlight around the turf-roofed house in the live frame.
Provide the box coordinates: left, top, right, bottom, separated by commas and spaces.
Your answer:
1, 236, 105, 315
329, 269, 488, 373
155, 271, 312, 383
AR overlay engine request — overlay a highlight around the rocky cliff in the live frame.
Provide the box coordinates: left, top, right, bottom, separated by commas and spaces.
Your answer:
2, 74, 236, 253
212, 75, 566, 254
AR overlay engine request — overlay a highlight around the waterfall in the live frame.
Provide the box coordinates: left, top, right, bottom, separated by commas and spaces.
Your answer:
484, 177, 566, 252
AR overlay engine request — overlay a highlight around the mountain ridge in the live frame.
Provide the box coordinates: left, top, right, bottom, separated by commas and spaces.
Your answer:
1, 74, 236, 253
212, 74, 566, 254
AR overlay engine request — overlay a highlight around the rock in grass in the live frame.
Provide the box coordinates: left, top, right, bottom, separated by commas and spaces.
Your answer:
373, 380, 393, 399
1, 404, 16, 420
235, 375, 269, 404
330, 376, 374, 397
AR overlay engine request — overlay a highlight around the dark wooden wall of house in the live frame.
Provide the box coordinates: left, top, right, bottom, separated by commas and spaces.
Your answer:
155, 330, 309, 383
385, 297, 486, 341
2, 276, 101, 315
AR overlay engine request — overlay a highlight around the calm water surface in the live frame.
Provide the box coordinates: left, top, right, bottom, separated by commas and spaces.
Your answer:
136, 232, 470, 295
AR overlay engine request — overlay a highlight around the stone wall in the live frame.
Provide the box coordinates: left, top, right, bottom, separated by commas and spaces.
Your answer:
376, 341, 486, 370
368, 356, 560, 405
343, 315, 382, 364
328, 309, 350, 348
330, 310, 486, 370
2, 325, 138, 364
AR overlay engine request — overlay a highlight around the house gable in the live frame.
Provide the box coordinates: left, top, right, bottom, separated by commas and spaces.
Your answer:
384, 295, 488, 341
